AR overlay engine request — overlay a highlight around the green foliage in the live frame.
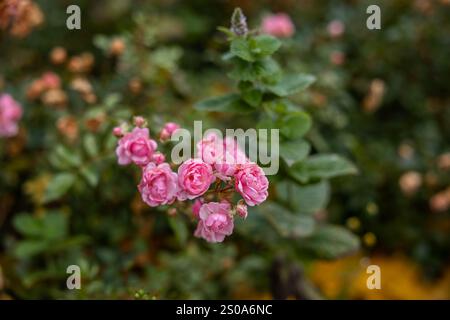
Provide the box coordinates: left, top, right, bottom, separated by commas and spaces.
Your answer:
276, 180, 330, 215
194, 93, 249, 112
279, 139, 310, 166
267, 74, 316, 97
289, 154, 358, 184
260, 202, 315, 238
3, 0, 447, 300
298, 225, 360, 260
13, 212, 87, 259
279, 112, 312, 140
43, 173, 76, 203
230, 35, 281, 62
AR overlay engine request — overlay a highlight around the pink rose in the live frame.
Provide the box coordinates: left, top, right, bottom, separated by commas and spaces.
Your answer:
160, 122, 180, 141
178, 158, 215, 200
152, 152, 165, 164
0, 94, 23, 137
138, 162, 178, 206
236, 200, 248, 219
214, 137, 248, 180
223, 137, 248, 163
196, 132, 224, 165
198, 134, 249, 180
192, 198, 204, 218
197, 133, 248, 164
261, 13, 295, 38
194, 201, 234, 243
327, 20, 345, 38
235, 162, 269, 206
116, 127, 157, 166
214, 162, 237, 181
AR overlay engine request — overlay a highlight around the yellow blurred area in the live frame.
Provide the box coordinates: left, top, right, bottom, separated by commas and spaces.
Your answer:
310, 254, 450, 299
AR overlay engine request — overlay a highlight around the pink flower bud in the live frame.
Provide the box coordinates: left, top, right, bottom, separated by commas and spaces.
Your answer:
159, 122, 180, 141
327, 20, 345, 38
152, 152, 165, 164
236, 200, 248, 219
133, 116, 146, 127
112, 126, 123, 137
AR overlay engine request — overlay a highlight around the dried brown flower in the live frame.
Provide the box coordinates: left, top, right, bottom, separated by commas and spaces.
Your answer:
399, 171, 422, 196
0, 0, 43, 37
50, 46, 67, 65
41, 88, 67, 108
56, 115, 78, 141
128, 77, 143, 95
109, 38, 125, 56
70, 77, 93, 95
363, 79, 385, 113
437, 153, 450, 171
26, 78, 45, 100
68, 52, 95, 73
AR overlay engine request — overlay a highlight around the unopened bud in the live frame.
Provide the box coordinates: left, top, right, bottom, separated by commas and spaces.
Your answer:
231, 8, 248, 36
133, 116, 146, 127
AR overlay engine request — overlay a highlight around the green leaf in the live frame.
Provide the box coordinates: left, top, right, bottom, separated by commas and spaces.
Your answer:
14, 240, 49, 258
257, 117, 278, 131
230, 35, 281, 62
299, 225, 360, 259
279, 139, 310, 166
260, 202, 315, 238
93, 35, 110, 51
104, 93, 122, 109
43, 173, 76, 203
54, 145, 82, 168
83, 134, 99, 158
280, 112, 312, 140
42, 212, 68, 240
242, 89, 263, 107
217, 26, 235, 38
235, 207, 281, 246
14, 212, 68, 240
230, 38, 254, 62
195, 94, 250, 113
229, 58, 281, 83
289, 154, 358, 183
49, 235, 90, 252
249, 35, 281, 58
277, 180, 330, 215
80, 164, 99, 187
268, 74, 316, 97
13, 214, 43, 237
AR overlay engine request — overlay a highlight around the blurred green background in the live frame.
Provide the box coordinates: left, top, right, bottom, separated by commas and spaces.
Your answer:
0, 0, 449, 299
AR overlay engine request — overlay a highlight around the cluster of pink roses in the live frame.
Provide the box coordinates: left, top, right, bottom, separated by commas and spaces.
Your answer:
114, 119, 269, 243
0, 93, 23, 138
